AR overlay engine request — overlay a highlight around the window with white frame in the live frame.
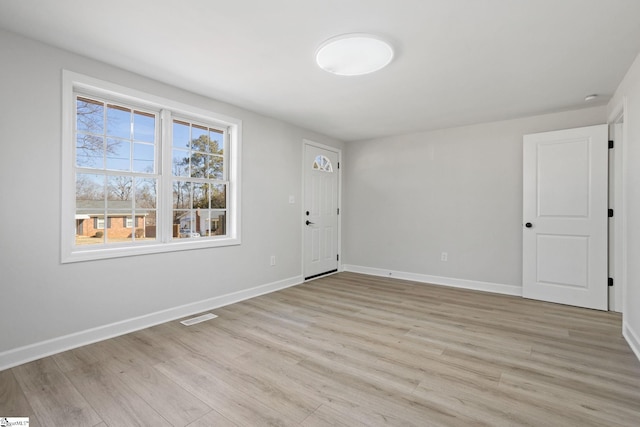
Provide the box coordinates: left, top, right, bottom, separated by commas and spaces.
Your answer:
171, 119, 228, 237
62, 71, 241, 262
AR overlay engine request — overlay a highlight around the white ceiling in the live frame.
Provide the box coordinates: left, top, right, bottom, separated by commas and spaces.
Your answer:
1, 0, 640, 141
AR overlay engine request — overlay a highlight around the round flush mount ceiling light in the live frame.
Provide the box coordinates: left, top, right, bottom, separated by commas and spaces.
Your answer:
584, 94, 598, 101
316, 33, 394, 76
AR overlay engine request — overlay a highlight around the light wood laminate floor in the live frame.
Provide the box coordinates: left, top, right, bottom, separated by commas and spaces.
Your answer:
1, 272, 639, 426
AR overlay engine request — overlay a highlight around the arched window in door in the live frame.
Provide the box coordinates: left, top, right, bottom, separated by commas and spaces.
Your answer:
312, 155, 333, 172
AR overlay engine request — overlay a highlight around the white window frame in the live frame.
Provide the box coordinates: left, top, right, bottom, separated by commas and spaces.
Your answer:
61, 71, 242, 263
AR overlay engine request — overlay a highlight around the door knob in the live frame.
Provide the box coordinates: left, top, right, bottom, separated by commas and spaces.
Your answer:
525, 222, 533, 228
306, 220, 315, 225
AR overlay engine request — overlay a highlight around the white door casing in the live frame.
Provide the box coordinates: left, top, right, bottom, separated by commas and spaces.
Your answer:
303, 142, 340, 280
608, 111, 625, 313
522, 124, 608, 310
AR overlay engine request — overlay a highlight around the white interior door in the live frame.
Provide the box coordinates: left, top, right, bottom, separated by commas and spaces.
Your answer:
523, 124, 608, 310
304, 143, 339, 280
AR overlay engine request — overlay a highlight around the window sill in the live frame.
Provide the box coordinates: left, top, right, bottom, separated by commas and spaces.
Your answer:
61, 236, 241, 263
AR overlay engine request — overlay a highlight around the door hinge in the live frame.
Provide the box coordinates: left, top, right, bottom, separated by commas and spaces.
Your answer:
337, 254, 339, 261
608, 277, 614, 287
337, 162, 340, 169
609, 140, 614, 149
608, 208, 614, 218
337, 208, 340, 215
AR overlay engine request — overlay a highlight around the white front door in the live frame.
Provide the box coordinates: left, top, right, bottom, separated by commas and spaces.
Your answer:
303, 143, 339, 280
522, 124, 608, 310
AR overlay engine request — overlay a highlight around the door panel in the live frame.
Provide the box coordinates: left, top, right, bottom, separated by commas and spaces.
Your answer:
523, 124, 608, 310
537, 139, 590, 217
536, 234, 588, 288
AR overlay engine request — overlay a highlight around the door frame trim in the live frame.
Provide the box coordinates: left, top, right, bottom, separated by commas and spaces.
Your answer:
608, 99, 628, 313
301, 139, 342, 280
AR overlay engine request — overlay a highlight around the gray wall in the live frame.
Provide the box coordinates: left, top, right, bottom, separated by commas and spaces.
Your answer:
343, 106, 607, 289
0, 30, 343, 359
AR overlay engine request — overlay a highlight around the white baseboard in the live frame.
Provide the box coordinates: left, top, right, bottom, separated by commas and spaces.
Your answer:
623, 321, 640, 363
342, 264, 522, 297
0, 275, 303, 371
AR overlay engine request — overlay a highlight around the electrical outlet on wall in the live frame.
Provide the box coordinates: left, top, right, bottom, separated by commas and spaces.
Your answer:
270, 255, 276, 266
441, 252, 448, 262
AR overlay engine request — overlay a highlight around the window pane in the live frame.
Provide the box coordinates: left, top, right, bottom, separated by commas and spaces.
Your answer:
191, 129, 217, 154
173, 120, 190, 149
209, 211, 226, 236
103, 211, 132, 243
138, 210, 157, 242
173, 210, 195, 237
75, 211, 104, 245
313, 155, 333, 172
173, 181, 191, 209
76, 173, 105, 203
107, 105, 131, 138
129, 178, 156, 240
193, 183, 209, 209
107, 176, 133, 204
176, 209, 204, 238
195, 210, 226, 237
210, 129, 224, 154
77, 97, 104, 134
190, 152, 206, 178
133, 143, 154, 173
131, 215, 150, 242
212, 184, 226, 209
207, 155, 224, 179
172, 149, 189, 177
76, 135, 104, 168
133, 111, 155, 142
106, 139, 131, 171
76, 173, 105, 245
192, 124, 207, 144
135, 178, 156, 209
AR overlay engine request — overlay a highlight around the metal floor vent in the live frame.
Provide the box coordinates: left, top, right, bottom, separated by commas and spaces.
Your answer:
180, 313, 218, 326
